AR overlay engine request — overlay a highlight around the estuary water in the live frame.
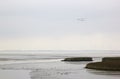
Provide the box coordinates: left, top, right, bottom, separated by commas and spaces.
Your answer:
0, 50, 120, 79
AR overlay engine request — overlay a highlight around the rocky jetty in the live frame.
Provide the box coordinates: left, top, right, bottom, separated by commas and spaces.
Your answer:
62, 57, 93, 61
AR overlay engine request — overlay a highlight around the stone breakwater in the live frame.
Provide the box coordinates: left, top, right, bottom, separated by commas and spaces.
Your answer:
62, 57, 93, 61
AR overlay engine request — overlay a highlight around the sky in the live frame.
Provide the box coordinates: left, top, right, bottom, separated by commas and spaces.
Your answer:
0, 0, 120, 50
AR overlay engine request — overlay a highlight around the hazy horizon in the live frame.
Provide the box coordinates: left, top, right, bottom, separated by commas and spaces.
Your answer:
0, 50, 120, 54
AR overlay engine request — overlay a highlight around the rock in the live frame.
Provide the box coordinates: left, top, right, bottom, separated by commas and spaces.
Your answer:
85, 57, 120, 71
62, 57, 93, 61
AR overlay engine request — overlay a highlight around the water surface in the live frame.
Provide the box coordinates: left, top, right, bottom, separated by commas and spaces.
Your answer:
0, 50, 120, 79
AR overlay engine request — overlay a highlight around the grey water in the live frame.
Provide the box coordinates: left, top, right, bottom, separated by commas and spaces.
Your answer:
0, 50, 120, 79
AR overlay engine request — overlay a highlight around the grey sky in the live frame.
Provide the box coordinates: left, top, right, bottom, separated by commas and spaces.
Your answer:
0, 0, 120, 50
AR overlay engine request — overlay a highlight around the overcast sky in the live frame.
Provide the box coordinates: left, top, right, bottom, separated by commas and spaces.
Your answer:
0, 0, 120, 50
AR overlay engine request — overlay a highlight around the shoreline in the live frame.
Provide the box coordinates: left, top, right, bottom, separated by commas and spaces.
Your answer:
86, 57, 120, 71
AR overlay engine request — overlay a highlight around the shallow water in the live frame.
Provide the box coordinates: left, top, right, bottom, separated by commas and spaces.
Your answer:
0, 59, 120, 79
0, 50, 120, 79
0, 70, 30, 79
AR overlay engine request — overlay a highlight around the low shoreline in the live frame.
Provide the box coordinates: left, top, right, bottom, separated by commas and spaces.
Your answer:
85, 57, 120, 71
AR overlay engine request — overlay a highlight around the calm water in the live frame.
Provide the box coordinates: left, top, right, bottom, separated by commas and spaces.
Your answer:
0, 50, 120, 79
